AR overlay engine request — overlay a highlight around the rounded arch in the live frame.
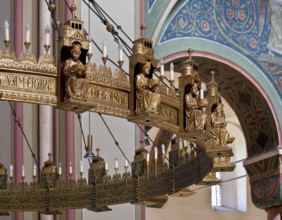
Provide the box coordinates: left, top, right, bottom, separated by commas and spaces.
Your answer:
160, 50, 281, 157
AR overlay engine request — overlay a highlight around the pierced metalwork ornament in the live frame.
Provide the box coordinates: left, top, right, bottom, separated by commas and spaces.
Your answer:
0, 5, 237, 213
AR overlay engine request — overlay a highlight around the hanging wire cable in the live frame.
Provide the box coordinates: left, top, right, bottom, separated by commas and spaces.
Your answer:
76, 113, 94, 166
8, 101, 38, 165
45, 0, 175, 94
90, 38, 129, 76
7, 101, 48, 186
98, 113, 131, 167
63, 0, 72, 13
153, 67, 178, 94
76, 113, 89, 153
89, 112, 91, 134
82, 0, 132, 56
44, 0, 62, 38
83, 0, 178, 93
193, 174, 247, 192
88, 0, 133, 44
136, 124, 170, 162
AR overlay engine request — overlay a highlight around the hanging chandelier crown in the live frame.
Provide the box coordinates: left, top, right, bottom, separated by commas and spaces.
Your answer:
0, 2, 236, 214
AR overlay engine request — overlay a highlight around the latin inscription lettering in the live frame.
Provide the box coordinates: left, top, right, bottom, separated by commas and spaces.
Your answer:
159, 105, 178, 124
0, 74, 55, 92
87, 86, 128, 107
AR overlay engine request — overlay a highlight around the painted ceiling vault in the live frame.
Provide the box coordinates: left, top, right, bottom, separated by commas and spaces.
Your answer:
147, 0, 282, 100
145, 0, 281, 156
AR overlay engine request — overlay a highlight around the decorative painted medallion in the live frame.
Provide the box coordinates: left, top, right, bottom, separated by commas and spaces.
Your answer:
160, 0, 282, 98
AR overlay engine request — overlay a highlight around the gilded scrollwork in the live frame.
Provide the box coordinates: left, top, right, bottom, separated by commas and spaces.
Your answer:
1, 91, 57, 105
0, 61, 57, 75
0, 49, 17, 61
114, 68, 128, 82
38, 54, 55, 66
90, 103, 130, 119
85, 62, 98, 76
98, 65, 112, 77
18, 50, 37, 64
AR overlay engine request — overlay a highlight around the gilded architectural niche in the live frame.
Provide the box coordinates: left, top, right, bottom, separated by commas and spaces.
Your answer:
57, 8, 130, 117
196, 57, 279, 155
128, 25, 179, 133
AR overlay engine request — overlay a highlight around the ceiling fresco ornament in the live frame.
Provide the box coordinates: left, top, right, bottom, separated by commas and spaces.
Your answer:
244, 151, 282, 209
159, 0, 282, 98
148, 0, 156, 12
251, 175, 280, 209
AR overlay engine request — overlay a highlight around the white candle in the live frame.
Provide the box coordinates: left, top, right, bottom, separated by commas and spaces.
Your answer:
105, 160, 108, 170
80, 160, 83, 173
115, 158, 118, 169
146, 151, 150, 163
102, 40, 107, 57
162, 144, 165, 155
184, 140, 188, 148
118, 44, 123, 61
160, 59, 164, 76
9, 164, 13, 178
179, 139, 183, 150
33, 164, 36, 177
4, 20, 9, 41
69, 162, 73, 175
200, 82, 206, 99
88, 35, 92, 54
58, 162, 62, 175
170, 62, 174, 80
125, 155, 128, 167
26, 24, 30, 43
154, 147, 158, 160
22, 165, 25, 177
45, 25, 50, 46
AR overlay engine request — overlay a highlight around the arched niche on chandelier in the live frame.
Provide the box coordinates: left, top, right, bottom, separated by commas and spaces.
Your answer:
163, 52, 281, 157
141, 0, 281, 158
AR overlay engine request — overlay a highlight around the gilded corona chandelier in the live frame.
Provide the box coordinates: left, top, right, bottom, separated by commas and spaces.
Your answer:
0, 2, 235, 214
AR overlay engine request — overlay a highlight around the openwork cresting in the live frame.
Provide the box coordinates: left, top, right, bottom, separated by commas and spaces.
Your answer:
0, 146, 212, 213
0, 3, 236, 214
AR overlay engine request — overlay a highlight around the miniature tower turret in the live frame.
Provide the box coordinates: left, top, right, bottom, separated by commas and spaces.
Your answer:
0, 163, 7, 189
41, 153, 58, 188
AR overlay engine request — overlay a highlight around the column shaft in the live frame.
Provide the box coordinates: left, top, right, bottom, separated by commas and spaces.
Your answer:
266, 206, 282, 220
65, 1, 75, 220
39, 1, 54, 220
14, 0, 24, 220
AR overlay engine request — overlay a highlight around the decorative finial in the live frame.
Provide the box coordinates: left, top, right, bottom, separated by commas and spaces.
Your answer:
106, 24, 114, 33
140, 24, 146, 37
210, 71, 215, 81
96, 147, 100, 156
188, 48, 193, 59
48, 153, 52, 160
51, 20, 62, 31
48, 3, 56, 13
70, 4, 77, 17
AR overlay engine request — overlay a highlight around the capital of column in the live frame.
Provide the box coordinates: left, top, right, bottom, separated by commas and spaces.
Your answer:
243, 147, 282, 209
266, 206, 282, 220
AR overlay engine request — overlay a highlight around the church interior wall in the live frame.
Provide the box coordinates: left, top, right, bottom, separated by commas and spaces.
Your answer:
0, 0, 279, 220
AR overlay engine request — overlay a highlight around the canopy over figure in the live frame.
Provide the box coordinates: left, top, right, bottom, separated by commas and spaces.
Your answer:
210, 103, 235, 147
63, 42, 89, 99
185, 82, 208, 131
135, 61, 161, 114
